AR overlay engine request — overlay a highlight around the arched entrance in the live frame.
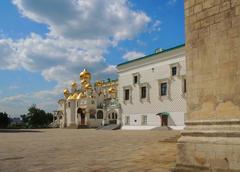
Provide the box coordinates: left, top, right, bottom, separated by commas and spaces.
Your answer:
108, 111, 118, 124
77, 108, 85, 125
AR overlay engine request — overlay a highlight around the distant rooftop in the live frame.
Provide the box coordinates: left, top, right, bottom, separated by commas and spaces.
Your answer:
117, 44, 185, 67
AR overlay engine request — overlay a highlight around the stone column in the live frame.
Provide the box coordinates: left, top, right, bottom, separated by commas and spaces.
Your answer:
174, 0, 240, 171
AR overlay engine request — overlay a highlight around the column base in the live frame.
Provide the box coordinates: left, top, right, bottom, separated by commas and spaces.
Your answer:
173, 120, 240, 172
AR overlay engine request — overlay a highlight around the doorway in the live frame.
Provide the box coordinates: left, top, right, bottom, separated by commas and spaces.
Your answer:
161, 115, 168, 126
78, 108, 85, 125
80, 113, 85, 125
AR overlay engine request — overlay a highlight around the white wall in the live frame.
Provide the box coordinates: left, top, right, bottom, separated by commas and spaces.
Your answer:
118, 48, 186, 129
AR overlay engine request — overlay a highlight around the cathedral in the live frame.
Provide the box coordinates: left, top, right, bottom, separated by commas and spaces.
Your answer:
54, 69, 121, 128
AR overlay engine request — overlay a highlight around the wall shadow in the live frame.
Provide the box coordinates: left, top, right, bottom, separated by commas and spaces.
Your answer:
0, 129, 43, 133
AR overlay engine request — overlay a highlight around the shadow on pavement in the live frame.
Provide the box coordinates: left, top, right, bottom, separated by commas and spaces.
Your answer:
0, 129, 43, 133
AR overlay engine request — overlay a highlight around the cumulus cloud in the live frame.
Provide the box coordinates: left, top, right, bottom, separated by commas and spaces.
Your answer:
123, 51, 145, 61
0, 88, 62, 115
12, 0, 150, 41
0, 0, 151, 115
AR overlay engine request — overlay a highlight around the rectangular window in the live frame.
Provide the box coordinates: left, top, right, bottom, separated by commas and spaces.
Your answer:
68, 102, 71, 107
141, 86, 147, 99
90, 114, 95, 119
142, 115, 147, 125
160, 82, 168, 96
172, 66, 177, 76
184, 79, 187, 93
124, 89, 130, 101
134, 75, 138, 84
77, 101, 78, 107
125, 116, 130, 125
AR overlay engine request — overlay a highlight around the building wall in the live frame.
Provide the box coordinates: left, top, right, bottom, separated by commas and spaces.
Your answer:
118, 48, 186, 129
66, 100, 76, 127
174, 0, 240, 171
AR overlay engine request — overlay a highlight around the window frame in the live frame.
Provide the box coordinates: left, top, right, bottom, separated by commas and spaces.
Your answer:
141, 86, 147, 99
158, 79, 171, 100
132, 73, 140, 86
123, 86, 132, 104
170, 63, 180, 78
160, 82, 168, 96
124, 89, 130, 101
141, 115, 147, 125
125, 116, 130, 125
171, 66, 177, 76
139, 82, 150, 102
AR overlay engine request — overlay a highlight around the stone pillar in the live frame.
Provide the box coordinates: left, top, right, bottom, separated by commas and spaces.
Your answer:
174, 0, 240, 171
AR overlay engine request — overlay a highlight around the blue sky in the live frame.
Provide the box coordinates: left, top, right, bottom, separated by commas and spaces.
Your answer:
0, 0, 184, 116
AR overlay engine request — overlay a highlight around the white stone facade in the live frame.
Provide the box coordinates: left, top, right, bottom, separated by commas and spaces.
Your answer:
117, 45, 186, 130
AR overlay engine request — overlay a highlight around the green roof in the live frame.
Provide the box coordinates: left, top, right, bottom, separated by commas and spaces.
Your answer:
117, 44, 185, 67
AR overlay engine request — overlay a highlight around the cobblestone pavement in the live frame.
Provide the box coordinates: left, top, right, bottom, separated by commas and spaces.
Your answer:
0, 129, 180, 172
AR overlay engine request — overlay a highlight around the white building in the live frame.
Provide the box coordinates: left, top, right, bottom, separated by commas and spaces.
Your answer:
117, 44, 186, 130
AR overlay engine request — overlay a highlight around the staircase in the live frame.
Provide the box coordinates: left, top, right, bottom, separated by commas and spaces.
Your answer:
151, 126, 172, 131
96, 124, 121, 130
49, 120, 59, 128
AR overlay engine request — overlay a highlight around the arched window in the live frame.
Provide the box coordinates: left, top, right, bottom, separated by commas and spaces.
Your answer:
112, 113, 114, 119
97, 110, 103, 119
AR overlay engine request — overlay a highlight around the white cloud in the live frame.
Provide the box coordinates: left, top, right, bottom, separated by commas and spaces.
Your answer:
151, 20, 161, 32
123, 51, 145, 61
0, 87, 63, 116
102, 65, 117, 74
0, 0, 151, 115
12, 0, 150, 41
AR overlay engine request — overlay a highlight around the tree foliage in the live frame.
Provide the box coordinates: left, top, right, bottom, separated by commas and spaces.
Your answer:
0, 112, 10, 128
21, 104, 53, 128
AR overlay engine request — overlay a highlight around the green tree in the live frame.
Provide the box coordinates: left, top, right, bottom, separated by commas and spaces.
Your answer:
0, 112, 10, 128
22, 104, 53, 128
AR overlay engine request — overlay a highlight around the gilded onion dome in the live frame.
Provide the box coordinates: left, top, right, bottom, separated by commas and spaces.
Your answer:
67, 93, 78, 100
108, 87, 116, 94
77, 92, 86, 99
72, 92, 78, 99
81, 79, 88, 86
67, 94, 73, 100
84, 83, 92, 90
95, 81, 103, 87
80, 69, 91, 80
63, 88, 70, 98
71, 81, 78, 89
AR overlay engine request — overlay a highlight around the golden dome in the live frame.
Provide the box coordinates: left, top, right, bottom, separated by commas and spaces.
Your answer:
80, 69, 91, 79
81, 79, 88, 86
95, 81, 103, 87
63, 88, 70, 98
71, 81, 78, 89
84, 83, 92, 90
108, 87, 116, 94
67, 94, 73, 100
77, 92, 86, 99
64, 88, 69, 94
67, 93, 78, 100
72, 93, 78, 99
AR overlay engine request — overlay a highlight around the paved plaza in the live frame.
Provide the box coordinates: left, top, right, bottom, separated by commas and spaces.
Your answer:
0, 129, 180, 172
